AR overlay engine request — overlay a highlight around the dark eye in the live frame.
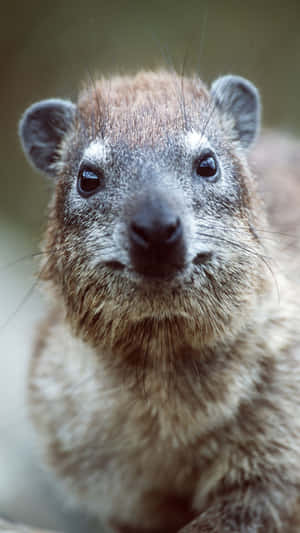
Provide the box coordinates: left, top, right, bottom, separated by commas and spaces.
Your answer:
77, 165, 104, 197
194, 152, 219, 181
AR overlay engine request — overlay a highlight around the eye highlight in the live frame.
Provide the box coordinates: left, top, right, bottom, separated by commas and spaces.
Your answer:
77, 164, 104, 197
193, 151, 219, 182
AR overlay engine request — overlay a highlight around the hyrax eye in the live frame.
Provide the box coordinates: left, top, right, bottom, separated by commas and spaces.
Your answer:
194, 152, 219, 181
77, 165, 104, 197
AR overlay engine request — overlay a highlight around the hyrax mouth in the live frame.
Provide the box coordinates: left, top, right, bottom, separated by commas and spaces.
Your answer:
192, 251, 213, 266
127, 202, 213, 279
105, 198, 213, 280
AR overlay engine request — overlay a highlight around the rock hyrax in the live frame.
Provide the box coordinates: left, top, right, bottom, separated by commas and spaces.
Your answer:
19, 70, 300, 532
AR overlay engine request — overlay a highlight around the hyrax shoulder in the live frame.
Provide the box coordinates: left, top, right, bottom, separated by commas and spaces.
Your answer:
19, 70, 300, 532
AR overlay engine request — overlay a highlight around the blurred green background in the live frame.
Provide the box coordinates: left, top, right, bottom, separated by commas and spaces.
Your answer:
2, 0, 300, 238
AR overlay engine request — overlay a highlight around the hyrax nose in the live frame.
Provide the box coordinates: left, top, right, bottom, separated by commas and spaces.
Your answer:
129, 198, 186, 277
130, 214, 181, 249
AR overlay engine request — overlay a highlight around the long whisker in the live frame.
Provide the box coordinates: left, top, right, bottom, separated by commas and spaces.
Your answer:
149, 31, 177, 75
0, 251, 48, 272
195, 229, 272, 260
0, 249, 62, 331
195, 218, 299, 241
194, 229, 280, 302
86, 68, 108, 139
0, 276, 40, 331
2, 217, 289, 331
196, 2, 209, 75
180, 48, 190, 131
200, 98, 218, 141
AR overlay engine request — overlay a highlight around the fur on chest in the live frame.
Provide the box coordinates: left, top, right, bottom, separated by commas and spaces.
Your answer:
29, 319, 238, 516
28, 310, 300, 531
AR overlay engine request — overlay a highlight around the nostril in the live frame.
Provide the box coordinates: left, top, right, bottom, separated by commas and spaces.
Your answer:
165, 217, 181, 245
130, 216, 182, 248
130, 221, 150, 248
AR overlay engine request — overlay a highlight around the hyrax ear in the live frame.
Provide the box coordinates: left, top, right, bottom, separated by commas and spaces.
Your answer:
19, 99, 76, 176
211, 75, 260, 149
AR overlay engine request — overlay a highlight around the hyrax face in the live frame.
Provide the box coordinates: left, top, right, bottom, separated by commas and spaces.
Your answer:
19, 71, 266, 348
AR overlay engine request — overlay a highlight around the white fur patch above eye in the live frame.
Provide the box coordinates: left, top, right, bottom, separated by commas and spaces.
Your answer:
84, 139, 109, 164
184, 131, 211, 153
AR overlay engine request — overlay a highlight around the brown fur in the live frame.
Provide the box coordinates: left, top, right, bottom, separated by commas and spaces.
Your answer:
27, 71, 300, 532
77, 71, 210, 145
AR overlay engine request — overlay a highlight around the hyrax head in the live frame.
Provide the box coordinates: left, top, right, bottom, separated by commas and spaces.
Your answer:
19, 71, 266, 347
